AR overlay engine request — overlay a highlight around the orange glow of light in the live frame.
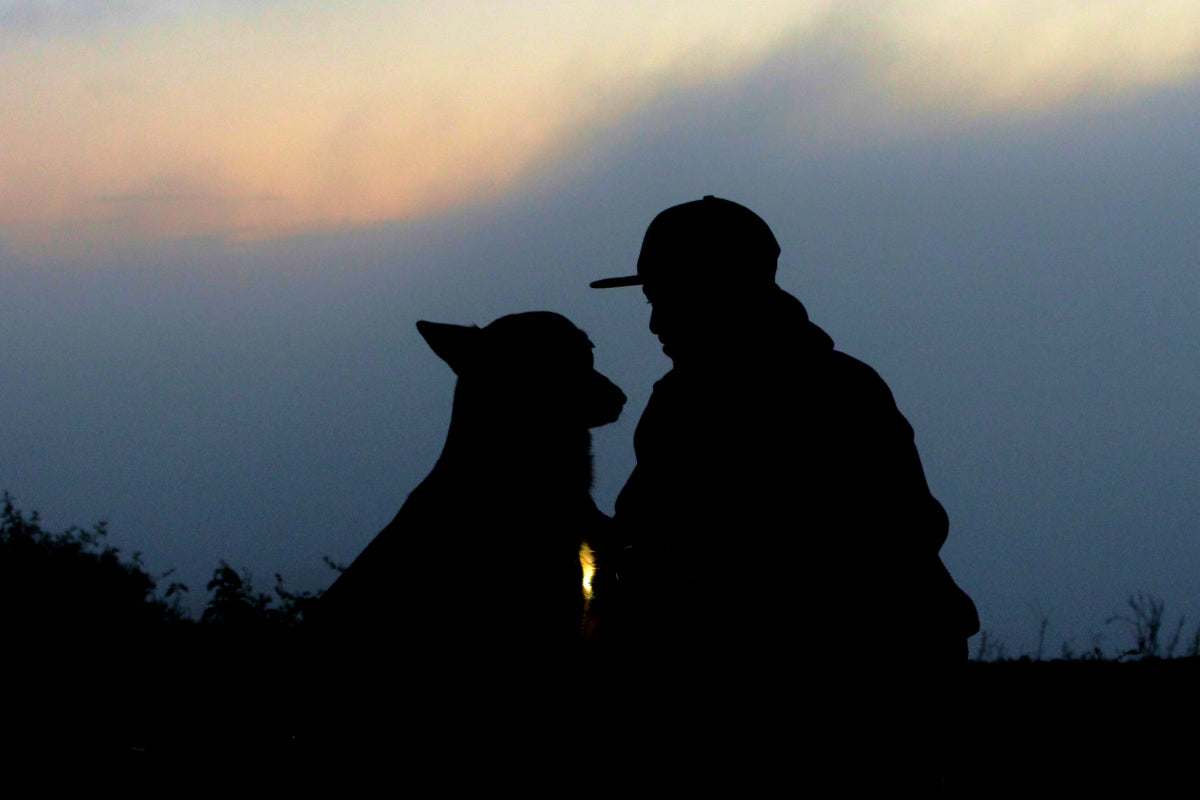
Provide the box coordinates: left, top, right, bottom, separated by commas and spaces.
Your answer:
580, 541, 596, 603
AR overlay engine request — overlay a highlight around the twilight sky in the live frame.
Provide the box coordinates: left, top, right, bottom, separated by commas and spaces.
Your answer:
2, 1, 1197, 656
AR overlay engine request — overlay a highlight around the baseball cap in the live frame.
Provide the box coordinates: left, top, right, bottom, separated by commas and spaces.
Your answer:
590, 196, 781, 289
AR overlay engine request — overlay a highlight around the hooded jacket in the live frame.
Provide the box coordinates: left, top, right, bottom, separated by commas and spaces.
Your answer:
613, 287, 978, 661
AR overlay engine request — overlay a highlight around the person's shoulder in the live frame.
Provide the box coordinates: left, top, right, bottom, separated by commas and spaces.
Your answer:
817, 349, 901, 409
826, 349, 884, 382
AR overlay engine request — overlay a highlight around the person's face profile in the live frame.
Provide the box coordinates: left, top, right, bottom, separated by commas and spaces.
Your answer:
643, 278, 723, 361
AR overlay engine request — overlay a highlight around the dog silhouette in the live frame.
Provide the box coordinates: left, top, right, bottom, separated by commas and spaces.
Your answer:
317, 311, 625, 663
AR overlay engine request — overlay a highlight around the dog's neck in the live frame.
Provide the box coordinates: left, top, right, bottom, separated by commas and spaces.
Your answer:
433, 390, 596, 498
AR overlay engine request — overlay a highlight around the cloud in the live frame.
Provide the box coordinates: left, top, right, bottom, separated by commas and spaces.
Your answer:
0, 2, 813, 250
89, 187, 289, 243
0, 0, 146, 39
861, 0, 1200, 111
1, 1, 1198, 252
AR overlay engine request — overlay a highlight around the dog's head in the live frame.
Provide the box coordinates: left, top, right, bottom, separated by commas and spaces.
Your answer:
417, 312, 626, 429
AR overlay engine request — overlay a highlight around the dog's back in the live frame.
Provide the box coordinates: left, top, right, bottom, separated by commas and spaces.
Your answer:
316, 312, 625, 659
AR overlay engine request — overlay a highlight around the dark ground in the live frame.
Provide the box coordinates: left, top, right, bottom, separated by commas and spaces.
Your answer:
7, 629, 1197, 794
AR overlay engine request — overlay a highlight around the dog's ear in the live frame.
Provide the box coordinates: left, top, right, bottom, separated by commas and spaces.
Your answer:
416, 320, 482, 375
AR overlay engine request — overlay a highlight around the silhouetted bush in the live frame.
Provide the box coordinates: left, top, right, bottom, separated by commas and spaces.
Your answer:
1, 492, 328, 633
1106, 590, 1200, 660
0, 492, 186, 631
974, 591, 1200, 662
200, 560, 321, 626
1, 494, 328, 757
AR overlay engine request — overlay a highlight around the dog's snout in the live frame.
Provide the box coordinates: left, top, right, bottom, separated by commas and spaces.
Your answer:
588, 370, 626, 428
609, 378, 627, 411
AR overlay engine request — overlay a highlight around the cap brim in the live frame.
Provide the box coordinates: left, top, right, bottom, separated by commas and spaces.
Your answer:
589, 275, 643, 289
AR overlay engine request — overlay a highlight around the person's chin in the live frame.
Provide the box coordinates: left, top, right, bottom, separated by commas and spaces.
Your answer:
661, 343, 689, 364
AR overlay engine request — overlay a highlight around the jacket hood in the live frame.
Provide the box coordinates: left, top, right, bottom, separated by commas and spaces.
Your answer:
771, 285, 835, 353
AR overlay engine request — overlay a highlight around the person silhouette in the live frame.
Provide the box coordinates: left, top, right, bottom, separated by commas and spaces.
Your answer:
590, 196, 978, 789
